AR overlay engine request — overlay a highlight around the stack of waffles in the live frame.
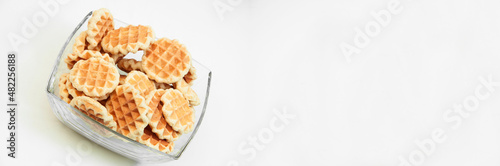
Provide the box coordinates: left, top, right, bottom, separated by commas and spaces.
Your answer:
58, 8, 200, 154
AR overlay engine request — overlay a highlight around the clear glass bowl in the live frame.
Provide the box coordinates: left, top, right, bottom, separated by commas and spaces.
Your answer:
45, 11, 211, 163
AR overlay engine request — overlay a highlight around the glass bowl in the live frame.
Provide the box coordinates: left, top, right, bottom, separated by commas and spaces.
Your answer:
45, 11, 211, 163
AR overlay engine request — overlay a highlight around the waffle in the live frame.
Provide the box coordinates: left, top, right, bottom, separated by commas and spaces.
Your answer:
117, 59, 143, 73
66, 77, 85, 98
105, 84, 150, 139
74, 31, 103, 54
59, 73, 72, 103
174, 79, 200, 106
66, 50, 114, 70
101, 25, 154, 55
73, 31, 88, 56
142, 38, 191, 84
124, 71, 155, 97
184, 64, 197, 86
161, 89, 194, 134
87, 8, 114, 49
66, 78, 110, 101
69, 57, 119, 97
80, 50, 113, 62
70, 96, 117, 131
145, 90, 180, 141
137, 126, 174, 154
66, 31, 108, 69
65, 53, 83, 69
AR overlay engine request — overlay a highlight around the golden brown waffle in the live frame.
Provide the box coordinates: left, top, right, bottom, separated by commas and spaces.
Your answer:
87, 8, 114, 49
174, 79, 200, 106
65, 53, 83, 69
142, 38, 191, 84
66, 31, 109, 70
66, 76, 110, 101
66, 50, 113, 70
105, 84, 150, 139
184, 64, 197, 86
101, 25, 154, 55
124, 71, 155, 97
137, 126, 174, 153
73, 30, 104, 55
69, 57, 119, 98
145, 90, 180, 142
73, 31, 88, 56
59, 73, 72, 103
161, 89, 194, 134
117, 58, 143, 72
66, 77, 84, 97
70, 96, 117, 131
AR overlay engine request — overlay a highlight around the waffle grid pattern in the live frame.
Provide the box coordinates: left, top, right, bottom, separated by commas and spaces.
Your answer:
101, 25, 154, 55
87, 8, 114, 48
124, 71, 155, 97
71, 96, 117, 131
142, 38, 191, 84
70, 58, 119, 97
161, 89, 194, 134
138, 126, 174, 153
106, 85, 149, 139
146, 90, 179, 142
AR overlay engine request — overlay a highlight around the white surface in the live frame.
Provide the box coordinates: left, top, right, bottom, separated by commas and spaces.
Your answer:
1, 0, 500, 165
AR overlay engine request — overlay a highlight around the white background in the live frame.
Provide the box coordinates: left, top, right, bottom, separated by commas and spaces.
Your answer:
1, 0, 500, 165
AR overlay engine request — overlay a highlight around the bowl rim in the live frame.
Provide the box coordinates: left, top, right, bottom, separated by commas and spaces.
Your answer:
46, 10, 212, 160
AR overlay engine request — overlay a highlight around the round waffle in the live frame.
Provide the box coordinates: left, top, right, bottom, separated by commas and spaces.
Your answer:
69, 57, 119, 98
87, 8, 114, 49
137, 126, 174, 154
73, 31, 88, 56
173, 79, 200, 106
101, 25, 154, 55
105, 84, 150, 140
145, 90, 180, 142
161, 89, 194, 134
65, 53, 83, 69
142, 38, 191, 84
70, 96, 117, 131
66, 78, 110, 101
124, 71, 156, 97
